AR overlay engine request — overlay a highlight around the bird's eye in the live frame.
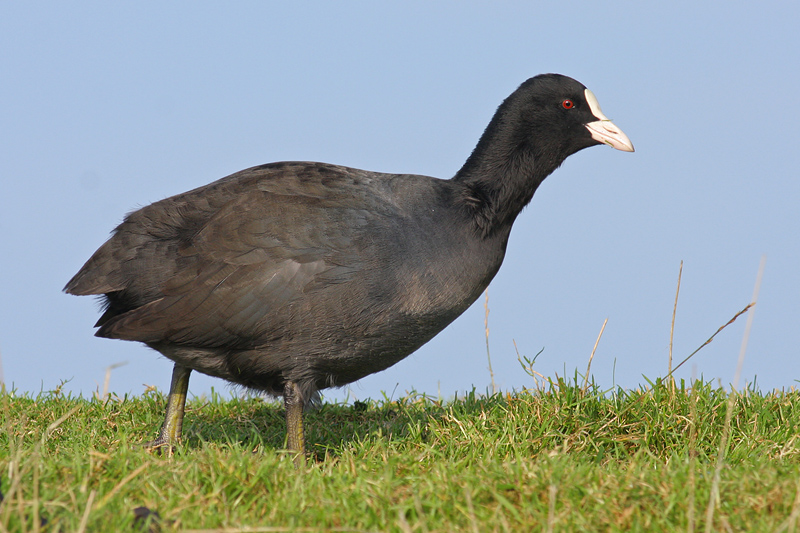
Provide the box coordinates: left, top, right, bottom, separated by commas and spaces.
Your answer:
562, 99, 574, 110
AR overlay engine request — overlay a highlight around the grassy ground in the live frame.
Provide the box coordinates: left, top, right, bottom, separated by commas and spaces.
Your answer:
2, 375, 799, 532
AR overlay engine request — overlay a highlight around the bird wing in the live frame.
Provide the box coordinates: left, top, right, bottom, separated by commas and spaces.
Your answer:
72, 163, 396, 348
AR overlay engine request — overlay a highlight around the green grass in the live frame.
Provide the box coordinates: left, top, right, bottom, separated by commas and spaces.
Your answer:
2, 376, 800, 532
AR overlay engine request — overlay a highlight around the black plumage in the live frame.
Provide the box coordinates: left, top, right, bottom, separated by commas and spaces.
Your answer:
65, 74, 633, 462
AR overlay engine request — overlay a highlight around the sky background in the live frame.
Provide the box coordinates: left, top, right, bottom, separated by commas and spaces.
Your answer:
1, 3, 798, 405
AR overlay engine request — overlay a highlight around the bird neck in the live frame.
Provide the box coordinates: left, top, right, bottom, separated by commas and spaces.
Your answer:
452, 115, 560, 238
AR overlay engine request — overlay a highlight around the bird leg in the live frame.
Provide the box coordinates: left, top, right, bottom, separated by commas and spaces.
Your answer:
144, 363, 191, 453
283, 380, 306, 466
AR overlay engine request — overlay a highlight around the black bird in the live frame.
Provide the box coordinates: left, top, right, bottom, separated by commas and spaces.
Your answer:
65, 74, 633, 463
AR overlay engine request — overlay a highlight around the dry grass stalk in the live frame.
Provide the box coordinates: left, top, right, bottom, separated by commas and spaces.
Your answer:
76, 490, 96, 533
669, 260, 683, 392
547, 484, 558, 533
464, 487, 480, 533
668, 303, 753, 380
484, 288, 496, 395
99, 361, 128, 401
582, 318, 608, 395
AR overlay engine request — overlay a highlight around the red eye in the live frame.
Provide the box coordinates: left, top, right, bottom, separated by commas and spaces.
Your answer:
562, 99, 574, 109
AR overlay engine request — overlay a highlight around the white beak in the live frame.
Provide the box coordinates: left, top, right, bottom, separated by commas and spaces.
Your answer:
583, 89, 634, 152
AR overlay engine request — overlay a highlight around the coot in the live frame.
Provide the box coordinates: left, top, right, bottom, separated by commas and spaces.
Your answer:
65, 74, 633, 462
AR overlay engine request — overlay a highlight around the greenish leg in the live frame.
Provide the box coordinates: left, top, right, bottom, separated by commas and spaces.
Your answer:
284, 380, 306, 467
144, 363, 191, 452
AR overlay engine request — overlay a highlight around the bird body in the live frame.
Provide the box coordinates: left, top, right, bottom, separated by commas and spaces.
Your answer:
67, 162, 509, 401
65, 74, 633, 459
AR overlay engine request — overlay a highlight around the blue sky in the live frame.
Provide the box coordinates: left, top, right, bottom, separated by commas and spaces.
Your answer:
1, 3, 798, 403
